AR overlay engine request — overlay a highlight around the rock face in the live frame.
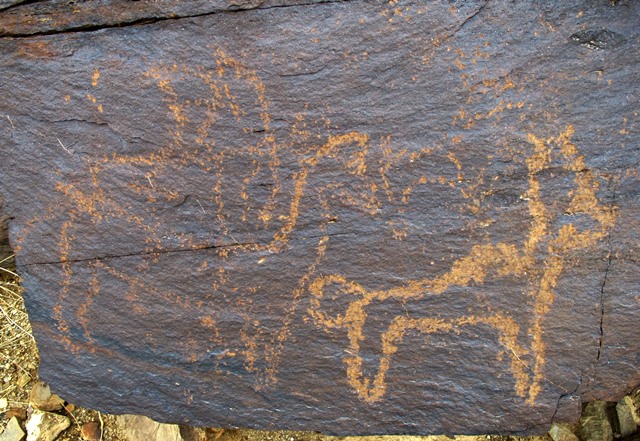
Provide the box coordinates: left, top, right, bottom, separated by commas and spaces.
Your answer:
0, 0, 638, 435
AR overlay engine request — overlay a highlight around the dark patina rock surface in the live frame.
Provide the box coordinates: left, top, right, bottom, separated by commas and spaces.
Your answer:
0, 0, 638, 435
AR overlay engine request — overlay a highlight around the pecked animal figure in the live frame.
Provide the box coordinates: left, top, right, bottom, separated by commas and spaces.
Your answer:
22, 50, 615, 398
307, 126, 616, 404
37, 51, 410, 389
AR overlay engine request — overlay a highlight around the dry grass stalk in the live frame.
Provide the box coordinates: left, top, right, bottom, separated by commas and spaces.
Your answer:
0, 255, 39, 411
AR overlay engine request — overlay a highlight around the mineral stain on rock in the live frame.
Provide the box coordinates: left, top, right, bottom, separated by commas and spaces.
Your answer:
0, 0, 638, 436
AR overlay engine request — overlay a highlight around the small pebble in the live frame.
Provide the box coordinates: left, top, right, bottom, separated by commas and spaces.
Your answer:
25, 409, 70, 441
17, 373, 31, 388
0, 417, 25, 441
549, 422, 580, 441
617, 399, 638, 438
5, 407, 27, 421
29, 382, 64, 412
81, 421, 102, 441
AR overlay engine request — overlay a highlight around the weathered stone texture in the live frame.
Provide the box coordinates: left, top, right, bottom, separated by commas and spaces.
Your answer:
0, 0, 638, 435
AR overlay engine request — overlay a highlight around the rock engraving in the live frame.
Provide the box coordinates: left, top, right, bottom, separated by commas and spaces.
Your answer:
14, 50, 615, 403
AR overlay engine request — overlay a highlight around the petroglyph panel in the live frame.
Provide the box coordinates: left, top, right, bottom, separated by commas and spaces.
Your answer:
0, 0, 638, 435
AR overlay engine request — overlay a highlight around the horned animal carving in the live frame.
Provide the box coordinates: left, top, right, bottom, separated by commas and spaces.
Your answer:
308, 126, 616, 403
16, 50, 615, 403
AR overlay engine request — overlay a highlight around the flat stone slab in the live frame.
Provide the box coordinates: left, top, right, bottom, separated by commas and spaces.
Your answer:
0, 0, 638, 435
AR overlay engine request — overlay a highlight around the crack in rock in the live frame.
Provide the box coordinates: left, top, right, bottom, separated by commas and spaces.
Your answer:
21, 242, 257, 267
551, 370, 584, 423
20, 231, 355, 267
596, 180, 617, 362
0, 0, 352, 38
447, 0, 490, 37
